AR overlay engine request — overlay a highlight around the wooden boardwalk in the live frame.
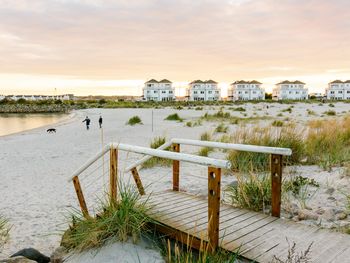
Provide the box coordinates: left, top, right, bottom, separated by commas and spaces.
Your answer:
142, 190, 350, 263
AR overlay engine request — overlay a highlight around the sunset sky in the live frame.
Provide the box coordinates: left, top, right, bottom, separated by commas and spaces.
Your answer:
0, 0, 349, 96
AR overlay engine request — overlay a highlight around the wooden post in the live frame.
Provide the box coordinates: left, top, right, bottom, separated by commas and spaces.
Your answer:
172, 143, 180, 191
110, 147, 118, 203
131, 168, 145, 195
271, 154, 283, 217
208, 167, 221, 252
72, 175, 89, 218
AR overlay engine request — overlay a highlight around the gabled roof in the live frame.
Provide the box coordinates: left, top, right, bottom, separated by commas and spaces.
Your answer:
159, 79, 172, 83
205, 79, 218, 84
276, 80, 305, 85
145, 79, 159, 84
249, 80, 262, 84
190, 80, 204, 84
231, 80, 262, 85
329, 80, 344, 84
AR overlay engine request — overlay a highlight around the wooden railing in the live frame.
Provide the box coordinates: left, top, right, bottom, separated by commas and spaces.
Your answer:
69, 140, 291, 252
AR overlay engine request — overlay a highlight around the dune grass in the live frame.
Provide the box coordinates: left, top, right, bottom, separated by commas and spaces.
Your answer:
126, 115, 143, 126
215, 123, 229, 133
0, 216, 10, 249
227, 125, 305, 172
153, 235, 240, 263
305, 117, 350, 169
165, 113, 183, 122
62, 185, 152, 251
227, 173, 272, 212
142, 136, 172, 169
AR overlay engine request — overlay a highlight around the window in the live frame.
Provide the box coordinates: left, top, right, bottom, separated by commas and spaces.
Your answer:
208, 91, 212, 94
169, 91, 173, 94
201, 91, 204, 94
194, 91, 197, 94
162, 91, 166, 94
147, 90, 150, 94
331, 91, 335, 94
339, 91, 343, 94
154, 90, 158, 93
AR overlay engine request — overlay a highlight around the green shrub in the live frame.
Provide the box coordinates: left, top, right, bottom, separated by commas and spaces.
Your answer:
329, 103, 335, 107
284, 176, 319, 196
165, 113, 183, 122
230, 107, 246, 112
126, 116, 143, 125
61, 184, 151, 251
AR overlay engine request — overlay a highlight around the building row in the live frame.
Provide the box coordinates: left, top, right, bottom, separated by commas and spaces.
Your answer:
0, 94, 74, 101
143, 79, 350, 101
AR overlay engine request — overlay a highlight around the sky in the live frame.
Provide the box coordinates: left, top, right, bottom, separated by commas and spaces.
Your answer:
0, 0, 350, 96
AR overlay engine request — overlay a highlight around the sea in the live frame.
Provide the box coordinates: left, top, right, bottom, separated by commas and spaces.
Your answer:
0, 113, 68, 137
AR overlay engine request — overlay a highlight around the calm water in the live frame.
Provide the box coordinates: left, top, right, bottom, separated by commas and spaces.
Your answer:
0, 113, 69, 137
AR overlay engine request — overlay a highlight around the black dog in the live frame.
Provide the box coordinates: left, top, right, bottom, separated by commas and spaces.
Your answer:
11, 248, 50, 263
47, 128, 56, 133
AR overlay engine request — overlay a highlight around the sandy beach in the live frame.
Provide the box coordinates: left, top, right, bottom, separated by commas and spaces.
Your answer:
1, 102, 350, 257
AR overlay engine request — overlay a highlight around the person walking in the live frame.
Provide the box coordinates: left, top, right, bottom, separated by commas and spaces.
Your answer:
98, 115, 103, 128
82, 116, 91, 130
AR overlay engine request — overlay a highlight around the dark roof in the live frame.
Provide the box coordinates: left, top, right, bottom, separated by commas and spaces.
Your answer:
249, 80, 262, 84
145, 79, 159, 84
276, 80, 305, 85
159, 79, 172, 83
231, 80, 262, 85
329, 80, 344, 84
345, 80, 350, 83
190, 80, 204, 84
205, 79, 218, 84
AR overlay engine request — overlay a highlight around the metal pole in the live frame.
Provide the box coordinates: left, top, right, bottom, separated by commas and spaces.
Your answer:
152, 110, 154, 132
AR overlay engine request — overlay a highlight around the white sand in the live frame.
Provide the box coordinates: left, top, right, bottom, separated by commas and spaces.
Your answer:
0, 102, 349, 258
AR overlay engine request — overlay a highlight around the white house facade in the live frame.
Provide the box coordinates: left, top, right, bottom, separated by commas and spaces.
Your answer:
326, 80, 350, 100
2, 94, 74, 101
187, 80, 221, 101
228, 80, 265, 101
272, 81, 308, 100
143, 79, 175, 102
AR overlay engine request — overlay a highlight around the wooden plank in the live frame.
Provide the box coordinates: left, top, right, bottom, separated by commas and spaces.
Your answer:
208, 167, 221, 252
109, 148, 118, 202
172, 143, 180, 191
72, 175, 89, 218
150, 199, 208, 218
147, 193, 205, 211
271, 154, 282, 217
221, 216, 278, 245
131, 168, 145, 195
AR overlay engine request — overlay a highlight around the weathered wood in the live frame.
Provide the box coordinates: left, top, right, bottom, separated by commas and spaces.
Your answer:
109, 148, 118, 202
72, 175, 89, 217
172, 143, 180, 191
139, 190, 350, 263
208, 167, 221, 252
271, 154, 282, 217
131, 168, 145, 195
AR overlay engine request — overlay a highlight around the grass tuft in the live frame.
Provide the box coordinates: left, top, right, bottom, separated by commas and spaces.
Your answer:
126, 116, 143, 126
61, 184, 152, 251
165, 113, 183, 122
215, 123, 229, 133
142, 136, 172, 169
0, 216, 10, 249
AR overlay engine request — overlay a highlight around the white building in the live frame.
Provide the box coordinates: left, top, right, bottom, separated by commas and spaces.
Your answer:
228, 80, 265, 101
326, 80, 350, 100
272, 81, 308, 100
187, 80, 221, 101
3, 94, 74, 101
143, 79, 175, 102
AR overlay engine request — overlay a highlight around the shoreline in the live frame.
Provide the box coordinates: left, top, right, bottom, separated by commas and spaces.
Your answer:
0, 111, 77, 139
